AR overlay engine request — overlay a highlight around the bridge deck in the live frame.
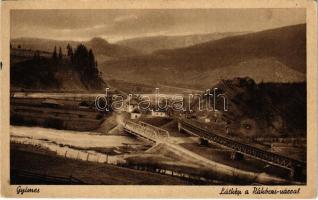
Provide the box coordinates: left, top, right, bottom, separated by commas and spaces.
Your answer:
123, 120, 169, 143
179, 118, 305, 172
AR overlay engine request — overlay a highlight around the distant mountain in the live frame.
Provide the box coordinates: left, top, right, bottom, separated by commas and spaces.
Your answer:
86, 37, 141, 58
187, 58, 305, 88
116, 32, 246, 54
155, 24, 305, 73
11, 37, 141, 62
101, 24, 306, 89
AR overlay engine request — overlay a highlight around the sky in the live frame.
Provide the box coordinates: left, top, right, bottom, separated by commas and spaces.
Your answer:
11, 9, 305, 42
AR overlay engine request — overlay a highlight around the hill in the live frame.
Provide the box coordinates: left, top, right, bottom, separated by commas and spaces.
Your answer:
10, 48, 106, 92
11, 37, 141, 62
186, 58, 305, 88
191, 77, 306, 138
101, 24, 306, 89
116, 32, 246, 54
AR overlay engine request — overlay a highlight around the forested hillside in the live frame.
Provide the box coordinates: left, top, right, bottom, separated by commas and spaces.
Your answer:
10, 44, 106, 91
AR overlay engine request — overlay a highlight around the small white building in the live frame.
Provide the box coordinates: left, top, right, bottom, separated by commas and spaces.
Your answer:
151, 110, 167, 117
130, 109, 141, 119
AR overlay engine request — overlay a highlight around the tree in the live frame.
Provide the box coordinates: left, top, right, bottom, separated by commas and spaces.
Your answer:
58, 47, 63, 60
73, 44, 89, 72
66, 44, 73, 63
88, 49, 95, 68
72, 44, 103, 88
52, 46, 57, 60
33, 51, 40, 62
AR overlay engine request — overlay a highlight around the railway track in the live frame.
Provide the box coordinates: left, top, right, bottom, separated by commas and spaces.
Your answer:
178, 118, 306, 178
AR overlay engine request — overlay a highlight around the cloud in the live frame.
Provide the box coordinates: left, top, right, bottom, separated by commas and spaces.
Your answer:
10, 9, 305, 42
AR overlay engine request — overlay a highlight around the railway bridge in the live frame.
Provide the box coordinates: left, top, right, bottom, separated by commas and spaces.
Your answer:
123, 118, 305, 180
178, 117, 306, 179
123, 120, 170, 143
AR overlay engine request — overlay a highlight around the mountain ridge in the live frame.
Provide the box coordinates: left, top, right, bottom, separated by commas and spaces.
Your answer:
11, 37, 141, 62
101, 24, 306, 89
116, 32, 248, 54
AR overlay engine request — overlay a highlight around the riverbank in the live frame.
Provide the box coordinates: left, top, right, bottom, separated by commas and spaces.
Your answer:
10, 143, 191, 185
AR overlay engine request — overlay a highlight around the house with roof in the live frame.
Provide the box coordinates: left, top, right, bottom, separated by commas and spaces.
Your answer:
126, 98, 139, 113
130, 109, 142, 119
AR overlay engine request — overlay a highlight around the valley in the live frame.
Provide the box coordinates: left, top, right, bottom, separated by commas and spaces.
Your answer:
9, 23, 307, 185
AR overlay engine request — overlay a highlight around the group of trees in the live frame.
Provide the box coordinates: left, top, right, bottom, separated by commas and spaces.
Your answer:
68, 44, 98, 71
52, 46, 63, 61
11, 41, 105, 90
65, 44, 100, 79
64, 43, 103, 88
27, 43, 103, 89
50, 44, 99, 75
10, 43, 21, 49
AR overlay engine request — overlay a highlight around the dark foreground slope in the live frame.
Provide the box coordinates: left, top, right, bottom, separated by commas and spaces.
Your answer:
11, 143, 189, 185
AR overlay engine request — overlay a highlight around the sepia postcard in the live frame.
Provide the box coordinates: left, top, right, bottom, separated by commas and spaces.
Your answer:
0, 0, 317, 198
